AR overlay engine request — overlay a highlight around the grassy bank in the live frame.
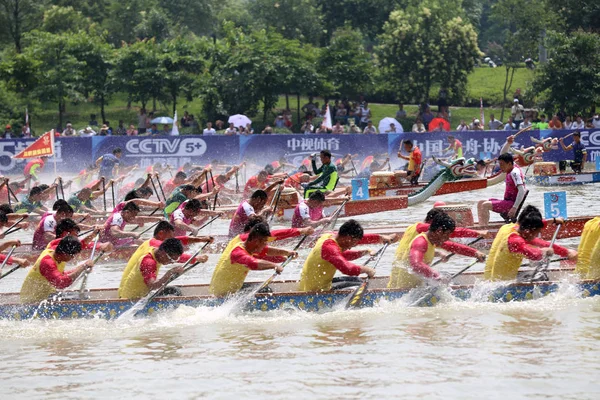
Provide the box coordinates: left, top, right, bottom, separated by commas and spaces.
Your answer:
28, 67, 527, 134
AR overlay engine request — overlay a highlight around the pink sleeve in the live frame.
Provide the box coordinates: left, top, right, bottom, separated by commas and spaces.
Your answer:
176, 236, 190, 246
140, 255, 158, 286
440, 241, 479, 258
416, 223, 429, 233
321, 239, 362, 276
529, 238, 570, 257
39, 256, 73, 289
230, 247, 259, 270
358, 234, 381, 245
508, 234, 543, 261
450, 227, 480, 238
408, 236, 439, 279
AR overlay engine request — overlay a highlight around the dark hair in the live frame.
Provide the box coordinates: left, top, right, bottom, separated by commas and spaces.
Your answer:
243, 215, 266, 233
0, 204, 13, 214
520, 213, 544, 230
0, 212, 7, 224
498, 153, 514, 164
308, 191, 326, 202
159, 238, 184, 260
573, 131, 581, 138
250, 190, 268, 200
247, 222, 271, 241
476, 160, 486, 167
518, 205, 542, 224
429, 213, 456, 232
425, 208, 446, 223
55, 203, 74, 214
52, 199, 69, 211
29, 186, 43, 197
137, 187, 153, 197
184, 199, 202, 212
38, 184, 49, 191
175, 171, 187, 180
180, 184, 197, 193
154, 221, 175, 236
320, 150, 332, 158
124, 190, 140, 201
404, 140, 413, 147
264, 165, 275, 175
113, 148, 122, 155
56, 218, 80, 237
123, 202, 140, 213
258, 170, 269, 177
134, 178, 145, 186
338, 219, 364, 239
55, 236, 82, 256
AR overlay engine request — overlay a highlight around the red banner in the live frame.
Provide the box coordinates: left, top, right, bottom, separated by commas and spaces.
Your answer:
13, 131, 54, 159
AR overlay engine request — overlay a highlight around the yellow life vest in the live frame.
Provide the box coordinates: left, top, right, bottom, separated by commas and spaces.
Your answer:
119, 239, 152, 289
387, 233, 435, 289
575, 217, 600, 278
20, 250, 66, 303
119, 249, 161, 299
209, 242, 255, 297
484, 224, 524, 281
388, 223, 419, 287
298, 234, 343, 292
587, 239, 600, 280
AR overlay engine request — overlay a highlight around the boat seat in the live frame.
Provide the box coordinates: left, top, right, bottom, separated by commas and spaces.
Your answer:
500, 189, 529, 223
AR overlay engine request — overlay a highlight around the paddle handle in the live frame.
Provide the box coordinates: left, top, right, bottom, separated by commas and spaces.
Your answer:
450, 259, 480, 280
431, 237, 484, 267
3, 216, 27, 236
198, 214, 221, 231
0, 245, 17, 273
0, 265, 20, 281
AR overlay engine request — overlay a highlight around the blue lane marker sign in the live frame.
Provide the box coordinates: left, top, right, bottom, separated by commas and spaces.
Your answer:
544, 191, 567, 219
595, 156, 600, 171
351, 178, 370, 201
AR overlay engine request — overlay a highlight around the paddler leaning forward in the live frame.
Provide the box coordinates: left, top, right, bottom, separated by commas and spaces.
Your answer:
119, 238, 209, 299
209, 222, 298, 297
484, 205, 576, 281
20, 236, 94, 303
387, 213, 486, 289
298, 219, 399, 292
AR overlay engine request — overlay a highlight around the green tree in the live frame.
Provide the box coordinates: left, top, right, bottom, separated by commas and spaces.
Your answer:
112, 38, 166, 110
533, 31, 600, 115
318, 27, 373, 99
376, 0, 481, 105
248, 0, 324, 45
134, 8, 171, 42
545, 0, 600, 33
40, 5, 91, 34
156, 0, 217, 37
103, 0, 149, 45
0, 0, 45, 52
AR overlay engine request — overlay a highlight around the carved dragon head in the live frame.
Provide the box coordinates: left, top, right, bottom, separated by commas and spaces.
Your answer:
432, 156, 478, 180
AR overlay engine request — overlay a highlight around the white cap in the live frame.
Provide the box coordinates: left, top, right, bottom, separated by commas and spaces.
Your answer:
474, 119, 480, 124
513, 98, 519, 102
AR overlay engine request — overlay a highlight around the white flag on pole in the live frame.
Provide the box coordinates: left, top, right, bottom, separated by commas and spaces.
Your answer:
322, 104, 333, 130
171, 111, 180, 136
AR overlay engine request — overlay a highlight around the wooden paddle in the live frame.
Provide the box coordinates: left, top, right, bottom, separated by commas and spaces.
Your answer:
102, 179, 107, 211
197, 214, 222, 231
156, 177, 166, 203
431, 237, 484, 267
245, 235, 309, 299
137, 221, 161, 237
448, 258, 481, 280
0, 246, 20, 281
3, 216, 28, 236
268, 184, 283, 224
209, 170, 218, 210
150, 176, 162, 202
346, 243, 389, 309
117, 243, 209, 320
528, 224, 561, 283
77, 233, 100, 296
111, 181, 116, 209
512, 125, 533, 139
323, 198, 350, 233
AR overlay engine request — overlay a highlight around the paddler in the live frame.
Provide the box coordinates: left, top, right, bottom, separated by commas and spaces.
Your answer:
444, 135, 463, 159
477, 152, 527, 226
228, 190, 273, 237
13, 186, 49, 215
20, 236, 95, 303
23, 156, 48, 183
388, 208, 487, 288
31, 202, 76, 250
96, 148, 123, 180
99, 202, 161, 247
170, 199, 221, 236
119, 238, 209, 299
291, 191, 330, 229
586, 225, 600, 280
209, 222, 297, 297
395, 140, 422, 185
163, 184, 218, 218
559, 131, 587, 173
484, 205, 576, 281
298, 219, 399, 292
303, 150, 338, 199
243, 170, 284, 199
119, 221, 213, 290
0, 211, 29, 238
574, 216, 600, 278
0, 240, 30, 269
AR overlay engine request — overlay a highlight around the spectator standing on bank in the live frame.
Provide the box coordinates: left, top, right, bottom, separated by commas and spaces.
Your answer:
412, 118, 427, 133
224, 123, 237, 136
504, 117, 516, 131
456, 120, 469, 131
203, 122, 216, 136
363, 121, 378, 134
511, 99, 524, 129
549, 115, 563, 130
126, 125, 138, 135
488, 114, 503, 130
138, 108, 147, 134
62, 123, 76, 136
396, 103, 407, 120
115, 120, 127, 135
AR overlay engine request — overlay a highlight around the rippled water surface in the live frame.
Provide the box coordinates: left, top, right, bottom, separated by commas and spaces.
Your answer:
0, 181, 599, 399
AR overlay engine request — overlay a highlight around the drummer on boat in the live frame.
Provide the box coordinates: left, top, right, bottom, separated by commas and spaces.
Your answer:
396, 140, 422, 185
477, 152, 527, 226
559, 131, 587, 174
387, 213, 485, 289
302, 150, 339, 199
298, 219, 399, 292
484, 205, 576, 281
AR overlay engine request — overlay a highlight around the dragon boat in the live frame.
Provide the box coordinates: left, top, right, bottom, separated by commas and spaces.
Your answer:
0, 267, 596, 320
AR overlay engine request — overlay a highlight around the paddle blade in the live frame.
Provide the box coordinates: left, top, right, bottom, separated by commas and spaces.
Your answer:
345, 281, 368, 309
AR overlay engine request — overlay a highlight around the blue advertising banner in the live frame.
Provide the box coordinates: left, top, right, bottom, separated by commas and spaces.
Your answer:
0, 137, 91, 174
239, 134, 389, 171
91, 135, 239, 170
539, 129, 600, 163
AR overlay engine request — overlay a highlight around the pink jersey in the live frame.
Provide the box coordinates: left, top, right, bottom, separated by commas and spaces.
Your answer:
100, 212, 127, 244
170, 202, 194, 236
228, 201, 255, 237
504, 165, 526, 202
292, 201, 324, 228
32, 213, 56, 250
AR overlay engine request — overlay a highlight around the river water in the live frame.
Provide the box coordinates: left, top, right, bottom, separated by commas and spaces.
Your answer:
0, 182, 599, 399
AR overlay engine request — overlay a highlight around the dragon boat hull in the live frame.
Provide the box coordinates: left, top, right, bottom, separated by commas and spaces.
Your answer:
526, 172, 600, 186
0, 269, 596, 320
